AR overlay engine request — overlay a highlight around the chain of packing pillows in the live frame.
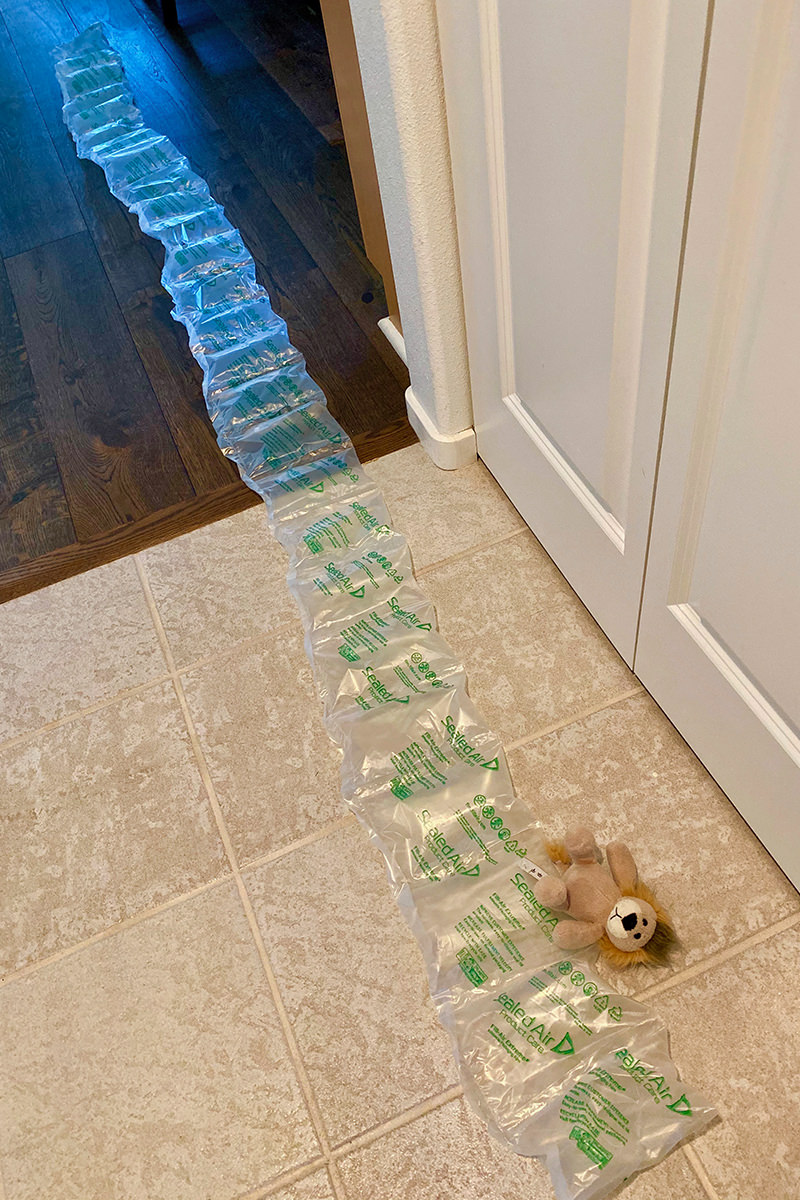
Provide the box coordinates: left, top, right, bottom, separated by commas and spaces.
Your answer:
54, 25, 716, 1199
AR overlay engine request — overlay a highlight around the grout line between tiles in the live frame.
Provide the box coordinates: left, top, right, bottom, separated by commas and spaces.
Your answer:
414, 526, 527, 578
635, 909, 800, 1003
0, 673, 174, 756
237, 870, 338, 1160
134, 556, 337, 1170
681, 1144, 722, 1200
0, 872, 233, 988
330, 1084, 465, 1161
503, 685, 646, 754
233, 1154, 329, 1200
239, 813, 358, 875
170, 523, 533, 690
325, 1155, 348, 1200
173, 623, 298, 677
0, 818, 364, 991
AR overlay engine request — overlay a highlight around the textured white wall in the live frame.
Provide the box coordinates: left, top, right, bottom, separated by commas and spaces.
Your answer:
348, 0, 475, 465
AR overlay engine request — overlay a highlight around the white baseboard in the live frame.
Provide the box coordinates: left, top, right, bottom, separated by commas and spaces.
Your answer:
377, 315, 407, 365
405, 386, 477, 470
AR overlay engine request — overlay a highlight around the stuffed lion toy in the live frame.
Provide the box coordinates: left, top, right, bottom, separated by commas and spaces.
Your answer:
533, 826, 677, 968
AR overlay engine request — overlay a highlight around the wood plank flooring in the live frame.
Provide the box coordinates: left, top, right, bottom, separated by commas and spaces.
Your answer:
0, 20, 85, 257
0, 0, 413, 604
0, 259, 76, 568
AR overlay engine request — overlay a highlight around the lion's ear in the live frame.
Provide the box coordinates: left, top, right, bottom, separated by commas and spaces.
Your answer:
628, 881, 679, 966
641, 916, 679, 966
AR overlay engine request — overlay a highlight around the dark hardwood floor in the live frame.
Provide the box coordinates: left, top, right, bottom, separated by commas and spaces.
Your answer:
0, 0, 413, 603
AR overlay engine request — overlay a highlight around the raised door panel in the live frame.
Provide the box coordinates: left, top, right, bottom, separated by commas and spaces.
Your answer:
437, 0, 708, 662
636, 0, 800, 885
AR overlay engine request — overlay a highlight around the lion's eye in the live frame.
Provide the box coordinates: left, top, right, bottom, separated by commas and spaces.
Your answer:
634, 932, 641, 939
642, 919, 648, 926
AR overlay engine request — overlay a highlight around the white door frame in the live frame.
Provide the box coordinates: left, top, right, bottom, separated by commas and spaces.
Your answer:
348, 0, 477, 468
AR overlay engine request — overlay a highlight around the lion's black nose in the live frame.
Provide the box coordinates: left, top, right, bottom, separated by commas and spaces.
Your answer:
622, 912, 638, 931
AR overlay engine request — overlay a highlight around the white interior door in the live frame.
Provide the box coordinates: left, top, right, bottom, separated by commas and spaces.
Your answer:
437, 0, 708, 664
635, 0, 800, 886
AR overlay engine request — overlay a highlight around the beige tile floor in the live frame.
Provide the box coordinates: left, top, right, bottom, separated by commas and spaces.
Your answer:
0, 443, 798, 1200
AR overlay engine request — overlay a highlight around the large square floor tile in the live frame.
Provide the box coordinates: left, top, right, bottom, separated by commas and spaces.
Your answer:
245, 824, 457, 1144
365, 444, 525, 571
139, 505, 296, 667
0, 884, 318, 1200
0, 557, 166, 742
654, 927, 800, 1198
181, 629, 343, 864
0, 681, 228, 975
422, 532, 636, 743
336, 1097, 704, 1199
507, 693, 799, 989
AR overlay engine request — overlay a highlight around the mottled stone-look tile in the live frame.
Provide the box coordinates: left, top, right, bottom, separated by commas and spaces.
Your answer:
336, 1097, 703, 1199
245, 825, 457, 1143
421, 533, 635, 743
0, 682, 228, 975
0, 557, 166, 742
365, 444, 525, 571
181, 629, 343, 865
140, 505, 296, 667
0, 884, 318, 1200
508, 693, 799, 991
655, 928, 800, 1198
269, 1169, 336, 1200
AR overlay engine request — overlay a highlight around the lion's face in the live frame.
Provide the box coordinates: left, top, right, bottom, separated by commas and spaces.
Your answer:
605, 896, 658, 952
